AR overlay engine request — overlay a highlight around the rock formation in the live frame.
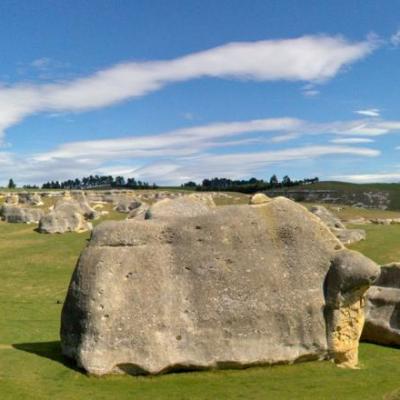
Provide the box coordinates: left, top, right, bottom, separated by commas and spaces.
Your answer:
249, 193, 271, 205
5, 194, 19, 205
61, 197, 379, 375
18, 192, 43, 206
310, 205, 366, 245
145, 193, 215, 220
38, 199, 94, 234
114, 199, 142, 213
362, 263, 400, 345
0, 204, 44, 224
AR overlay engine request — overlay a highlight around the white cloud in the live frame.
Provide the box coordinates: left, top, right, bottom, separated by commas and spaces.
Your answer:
391, 29, 400, 46
0, 113, 381, 185
303, 89, 320, 97
331, 173, 400, 183
127, 145, 379, 184
330, 137, 374, 144
354, 108, 380, 117
0, 34, 377, 140
31, 57, 52, 70
34, 117, 303, 161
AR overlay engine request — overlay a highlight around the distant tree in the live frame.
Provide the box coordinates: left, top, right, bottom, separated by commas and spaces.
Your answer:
269, 174, 278, 187
282, 175, 292, 187
114, 176, 126, 187
8, 178, 16, 189
182, 181, 197, 188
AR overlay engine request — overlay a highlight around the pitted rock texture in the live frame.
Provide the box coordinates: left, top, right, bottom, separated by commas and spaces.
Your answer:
145, 194, 215, 220
362, 263, 400, 345
61, 197, 379, 375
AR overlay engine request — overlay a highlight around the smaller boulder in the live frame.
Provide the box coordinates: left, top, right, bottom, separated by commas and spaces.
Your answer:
362, 263, 400, 346
114, 199, 142, 213
38, 211, 92, 234
0, 204, 44, 224
249, 193, 271, 205
38, 198, 94, 234
331, 228, 366, 245
310, 205, 345, 229
18, 192, 43, 206
5, 194, 19, 205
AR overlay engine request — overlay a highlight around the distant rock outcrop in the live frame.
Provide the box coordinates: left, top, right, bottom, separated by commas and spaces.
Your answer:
38, 199, 95, 234
61, 197, 379, 375
18, 192, 43, 206
114, 199, 142, 213
0, 204, 44, 224
310, 205, 366, 245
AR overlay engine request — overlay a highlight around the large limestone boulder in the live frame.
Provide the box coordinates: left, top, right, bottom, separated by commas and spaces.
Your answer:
61, 197, 379, 375
0, 204, 44, 224
38, 199, 94, 234
310, 205, 366, 245
362, 263, 400, 345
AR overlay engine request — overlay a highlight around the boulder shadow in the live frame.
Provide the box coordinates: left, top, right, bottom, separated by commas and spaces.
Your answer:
13, 341, 84, 373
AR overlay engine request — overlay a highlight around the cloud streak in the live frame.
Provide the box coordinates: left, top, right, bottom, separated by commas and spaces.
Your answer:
0, 34, 376, 139
0, 114, 385, 185
354, 108, 380, 117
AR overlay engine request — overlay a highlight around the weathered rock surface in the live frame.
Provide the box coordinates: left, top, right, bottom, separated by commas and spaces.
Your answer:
114, 199, 142, 213
362, 263, 400, 345
145, 194, 215, 220
126, 203, 149, 220
38, 199, 94, 234
5, 194, 19, 205
61, 197, 379, 375
18, 192, 43, 206
310, 205, 345, 229
249, 193, 271, 205
0, 204, 44, 224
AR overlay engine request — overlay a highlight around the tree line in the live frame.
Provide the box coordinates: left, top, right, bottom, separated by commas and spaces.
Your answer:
182, 175, 319, 193
40, 175, 156, 190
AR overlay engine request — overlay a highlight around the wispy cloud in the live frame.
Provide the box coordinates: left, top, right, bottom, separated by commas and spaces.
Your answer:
0, 34, 377, 140
0, 114, 385, 185
331, 173, 400, 183
354, 108, 380, 117
391, 29, 400, 46
330, 137, 375, 144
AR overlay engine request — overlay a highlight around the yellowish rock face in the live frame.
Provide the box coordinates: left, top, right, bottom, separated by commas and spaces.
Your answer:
330, 298, 365, 368
249, 193, 271, 205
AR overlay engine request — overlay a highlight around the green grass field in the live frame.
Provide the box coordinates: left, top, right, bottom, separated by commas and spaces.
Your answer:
1, 203, 400, 399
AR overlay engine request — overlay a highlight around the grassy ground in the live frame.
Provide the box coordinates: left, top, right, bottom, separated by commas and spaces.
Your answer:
1, 202, 400, 399
348, 224, 400, 264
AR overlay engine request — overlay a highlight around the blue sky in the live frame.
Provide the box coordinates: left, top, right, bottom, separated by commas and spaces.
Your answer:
1, 0, 400, 185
